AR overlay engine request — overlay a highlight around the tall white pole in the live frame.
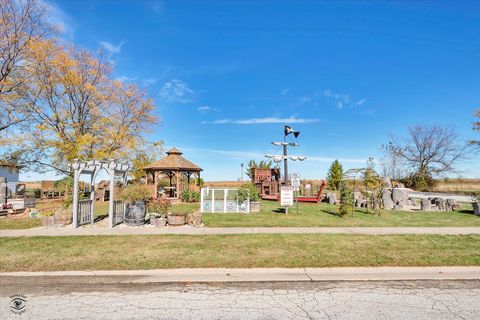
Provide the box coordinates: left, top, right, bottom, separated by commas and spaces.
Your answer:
108, 159, 115, 228
72, 159, 79, 228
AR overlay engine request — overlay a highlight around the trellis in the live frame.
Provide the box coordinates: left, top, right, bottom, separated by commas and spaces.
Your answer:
342, 168, 383, 215
71, 159, 131, 228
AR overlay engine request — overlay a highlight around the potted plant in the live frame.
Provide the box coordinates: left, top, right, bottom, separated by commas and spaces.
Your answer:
53, 207, 73, 225
148, 197, 171, 227
187, 211, 202, 227
121, 184, 151, 226
238, 182, 261, 213
40, 209, 55, 227
472, 192, 480, 216
167, 212, 186, 226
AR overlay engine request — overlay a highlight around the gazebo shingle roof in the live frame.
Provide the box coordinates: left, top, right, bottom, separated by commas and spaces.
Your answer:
143, 148, 202, 172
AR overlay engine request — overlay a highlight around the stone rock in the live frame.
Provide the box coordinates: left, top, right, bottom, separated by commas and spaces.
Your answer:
392, 188, 408, 204
383, 177, 392, 188
327, 193, 337, 205
406, 199, 412, 207
473, 202, 480, 216
383, 198, 394, 210
432, 198, 445, 211
446, 199, 458, 212
421, 198, 431, 211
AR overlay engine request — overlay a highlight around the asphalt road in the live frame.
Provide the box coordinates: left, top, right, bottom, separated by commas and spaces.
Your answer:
1, 279, 479, 320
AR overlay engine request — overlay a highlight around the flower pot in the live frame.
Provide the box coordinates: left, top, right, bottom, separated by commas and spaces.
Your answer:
473, 202, 480, 216
40, 216, 55, 227
167, 213, 186, 226
125, 201, 146, 226
187, 213, 202, 227
150, 216, 167, 227
54, 216, 73, 225
250, 201, 261, 213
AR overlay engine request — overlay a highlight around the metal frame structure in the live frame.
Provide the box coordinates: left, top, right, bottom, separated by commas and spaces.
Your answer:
342, 167, 383, 215
71, 159, 131, 228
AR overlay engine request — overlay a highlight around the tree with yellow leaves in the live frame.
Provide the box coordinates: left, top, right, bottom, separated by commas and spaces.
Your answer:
9, 38, 157, 174
0, 0, 51, 132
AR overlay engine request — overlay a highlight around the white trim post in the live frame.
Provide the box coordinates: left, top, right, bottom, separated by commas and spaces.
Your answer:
89, 171, 95, 224
72, 159, 80, 228
212, 189, 215, 213
200, 187, 204, 213
224, 189, 227, 213
108, 159, 115, 228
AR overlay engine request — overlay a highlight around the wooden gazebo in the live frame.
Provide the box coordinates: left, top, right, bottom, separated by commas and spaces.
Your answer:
143, 147, 203, 200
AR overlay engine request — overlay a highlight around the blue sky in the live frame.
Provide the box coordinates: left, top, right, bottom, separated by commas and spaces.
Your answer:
22, 0, 480, 181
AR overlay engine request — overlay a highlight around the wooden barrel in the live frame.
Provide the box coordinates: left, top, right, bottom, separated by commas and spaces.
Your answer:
125, 201, 146, 226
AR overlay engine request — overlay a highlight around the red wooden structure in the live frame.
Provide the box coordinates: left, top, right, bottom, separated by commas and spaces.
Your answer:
252, 168, 281, 200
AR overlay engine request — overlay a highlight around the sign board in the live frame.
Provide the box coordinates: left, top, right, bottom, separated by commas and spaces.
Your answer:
290, 173, 300, 191
280, 186, 294, 207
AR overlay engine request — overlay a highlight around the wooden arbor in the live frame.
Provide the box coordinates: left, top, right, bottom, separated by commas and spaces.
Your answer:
143, 147, 203, 200
71, 159, 131, 228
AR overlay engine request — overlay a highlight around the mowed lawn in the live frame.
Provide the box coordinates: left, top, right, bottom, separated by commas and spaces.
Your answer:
1, 234, 479, 271
1, 200, 480, 229
202, 200, 480, 227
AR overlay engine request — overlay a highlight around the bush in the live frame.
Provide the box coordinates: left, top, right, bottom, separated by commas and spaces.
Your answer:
401, 173, 436, 191
338, 186, 354, 217
121, 184, 151, 202
181, 190, 200, 203
238, 182, 260, 202
148, 197, 171, 216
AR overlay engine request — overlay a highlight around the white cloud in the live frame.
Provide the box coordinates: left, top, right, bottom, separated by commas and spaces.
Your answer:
198, 106, 218, 112
159, 79, 195, 103
281, 88, 290, 95
323, 89, 366, 109
181, 146, 366, 164
115, 75, 136, 83
42, 0, 75, 40
203, 115, 320, 125
142, 78, 157, 86
99, 40, 126, 55
152, 1, 164, 13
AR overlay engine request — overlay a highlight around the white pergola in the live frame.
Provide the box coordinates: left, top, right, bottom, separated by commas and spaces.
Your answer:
71, 159, 131, 228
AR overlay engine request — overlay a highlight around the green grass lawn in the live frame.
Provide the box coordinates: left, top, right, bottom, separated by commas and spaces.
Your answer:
202, 200, 480, 227
1, 234, 479, 271
1, 200, 479, 229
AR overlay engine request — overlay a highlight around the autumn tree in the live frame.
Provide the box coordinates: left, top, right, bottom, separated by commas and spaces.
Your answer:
390, 125, 467, 190
130, 141, 164, 182
326, 159, 343, 190
7, 39, 157, 174
0, 0, 52, 133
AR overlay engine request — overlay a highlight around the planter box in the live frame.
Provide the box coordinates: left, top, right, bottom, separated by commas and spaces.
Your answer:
150, 216, 167, 227
40, 216, 55, 227
473, 202, 480, 216
187, 213, 202, 227
54, 216, 72, 225
250, 201, 261, 213
167, 214, 186, 226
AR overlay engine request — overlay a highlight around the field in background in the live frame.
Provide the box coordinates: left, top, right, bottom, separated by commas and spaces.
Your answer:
205, 178, 480, 194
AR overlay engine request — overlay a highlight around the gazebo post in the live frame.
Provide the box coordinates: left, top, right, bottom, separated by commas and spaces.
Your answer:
153, 171, 157, 198
176, 170, 180, 199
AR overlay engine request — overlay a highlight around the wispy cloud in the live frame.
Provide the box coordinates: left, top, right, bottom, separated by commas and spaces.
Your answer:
42, 0, 75, 40
202, 115, 320, 125
298, 89, 366, 109
99, 40, 127, 55
198, 106, 218, 112
281, 88, 290, 96
115, 75, 136, 83
323, 89, 366, 109
181, 146, 366, 164
142, 78, 157, 86
159, 79, 195, 103
151, 1, 164, 13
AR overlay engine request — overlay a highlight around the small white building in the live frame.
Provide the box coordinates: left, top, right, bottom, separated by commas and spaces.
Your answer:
0, 163, 20, 195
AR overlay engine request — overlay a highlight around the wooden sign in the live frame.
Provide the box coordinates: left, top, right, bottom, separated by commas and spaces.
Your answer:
280, 186, 294, 207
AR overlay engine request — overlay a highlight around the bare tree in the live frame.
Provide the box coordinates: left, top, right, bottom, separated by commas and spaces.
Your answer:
391, 125, 468, 178
472, 109, 480, 146
379, 142, 405, 180
0, 0, 51, 133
